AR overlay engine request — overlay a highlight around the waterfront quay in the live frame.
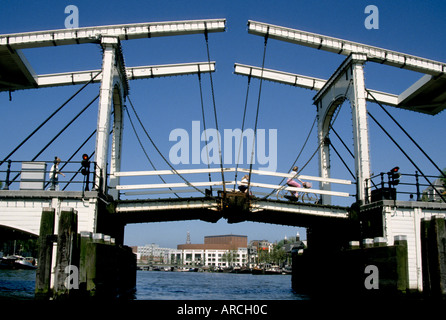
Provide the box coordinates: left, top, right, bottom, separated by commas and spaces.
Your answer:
132, 233, 305, 274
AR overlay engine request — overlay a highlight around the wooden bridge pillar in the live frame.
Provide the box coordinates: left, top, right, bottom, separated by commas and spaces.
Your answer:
35, 204, 136, 300
421, 216, 446, 298
53, 208, 79, 299
35, 207, 55, 299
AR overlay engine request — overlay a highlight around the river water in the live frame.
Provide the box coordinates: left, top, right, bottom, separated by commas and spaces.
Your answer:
0, 269, 308, 300
136, 270, 306, 300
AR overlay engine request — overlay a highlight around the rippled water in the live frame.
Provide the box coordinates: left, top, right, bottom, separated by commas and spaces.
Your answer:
0, 269, 36, 300
135, 271, 307, 300
0, 269, 308, 300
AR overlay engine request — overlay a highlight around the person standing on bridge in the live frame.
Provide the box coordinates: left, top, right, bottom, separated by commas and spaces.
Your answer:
49, 157, 65, 191
286, 166, 311, 198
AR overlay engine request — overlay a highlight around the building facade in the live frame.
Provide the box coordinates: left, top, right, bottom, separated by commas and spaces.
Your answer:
422, 178, 446, 202
135, 243, 174, 264
177, 234, 249, 267
135, 234, 283, 268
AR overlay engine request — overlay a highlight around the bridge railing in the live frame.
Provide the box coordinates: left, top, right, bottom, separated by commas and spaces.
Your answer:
0, 160, 100, 192
365, 171, 446, 203
114, 167, 354, 200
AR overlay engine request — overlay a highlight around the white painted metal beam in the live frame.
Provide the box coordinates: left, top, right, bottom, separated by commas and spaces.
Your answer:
127, 62, 215, 79
116, 180, 235, 191
247, 20, 446, 75
235, 167, 352, 185
235, 63, 398, 107
0, 19, 226, 49
234, 63, 325, 91
34, 62, 216, 88
122, 188, 224, 196
251, 200, 349, 218
116, 198, 219, 213
115, 167, 352, 185
117, 180, 349, 197
248, 182, 351, 198
115, 167, 233, 177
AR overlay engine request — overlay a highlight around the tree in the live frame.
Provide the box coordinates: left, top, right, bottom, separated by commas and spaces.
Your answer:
271, 246, 286, 265
222, 251, 233, 267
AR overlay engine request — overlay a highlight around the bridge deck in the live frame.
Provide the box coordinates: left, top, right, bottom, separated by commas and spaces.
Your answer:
115, 196, 350, 227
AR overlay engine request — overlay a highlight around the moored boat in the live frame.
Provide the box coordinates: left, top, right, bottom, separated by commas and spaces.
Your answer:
0, 255, 37, 270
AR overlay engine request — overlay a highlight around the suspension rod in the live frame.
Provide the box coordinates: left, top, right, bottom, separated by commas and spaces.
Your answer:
368, 111, 445, 202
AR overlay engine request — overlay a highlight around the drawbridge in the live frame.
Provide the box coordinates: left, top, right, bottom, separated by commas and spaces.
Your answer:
114, 167, 352, 226
0, 18, 446, 294
1, 18, 445, 233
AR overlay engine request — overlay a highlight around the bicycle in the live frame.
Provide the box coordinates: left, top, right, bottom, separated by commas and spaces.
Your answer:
276, 183, 319, 204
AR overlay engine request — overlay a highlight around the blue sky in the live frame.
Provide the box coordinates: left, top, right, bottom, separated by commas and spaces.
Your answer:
1, 1, 445, 247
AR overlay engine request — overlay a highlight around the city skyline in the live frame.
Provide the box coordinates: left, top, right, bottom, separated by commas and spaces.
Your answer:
130, 227, 302, 248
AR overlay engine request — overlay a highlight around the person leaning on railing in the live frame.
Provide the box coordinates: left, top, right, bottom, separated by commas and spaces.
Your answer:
49, 157, 65, 191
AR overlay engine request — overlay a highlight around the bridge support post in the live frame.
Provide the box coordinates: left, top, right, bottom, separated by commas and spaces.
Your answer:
53, 208, 79, 299
421, 216, 446, 297
35, 204, 136, 300
95, 36, 127, 198
350, 57, 371, 204
35, 207, 55, 300
314, 54, 371, 205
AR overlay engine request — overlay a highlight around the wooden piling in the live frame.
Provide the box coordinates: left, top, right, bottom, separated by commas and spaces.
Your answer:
78, 231, 91, 295
349, 241, 360, 250
373, 237, 387, 247
420, 217, 430, 295
53, 208, 78, 299
394, 235, 409, 293
421, 216, 446, 298
35, 204, 137, 300
291, 235, 409, 298
436, 217, 446, 296
35, 207, 55, 300
363, 238, 374, 248
84, 234, 98, 296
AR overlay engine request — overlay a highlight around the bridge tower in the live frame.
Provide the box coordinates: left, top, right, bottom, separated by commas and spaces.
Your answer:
313, 53, 370, 205
236, 21, 446, 294
0, 19, 225, 298
95, 36, 127, 199
237, 20, 446, 205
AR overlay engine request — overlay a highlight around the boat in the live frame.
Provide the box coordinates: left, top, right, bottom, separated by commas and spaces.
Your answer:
176, 267, 189, 272
231, 266, 251, 274
251, 266, 264, 275
15, 256, 37, 270
264, 265, 282, 275
0, 255, 37, 270
281, 266, 292, 275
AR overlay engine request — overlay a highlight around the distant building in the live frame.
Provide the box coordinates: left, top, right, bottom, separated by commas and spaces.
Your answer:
134, 233, 304, 268
422, 178, 446, 202
247, 239, 274, 267
136, 243, 177, 264
177, 234, 248, 267
249, 240, 273, 252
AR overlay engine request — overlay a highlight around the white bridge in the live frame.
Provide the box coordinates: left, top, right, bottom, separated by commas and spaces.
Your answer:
1, 18, 446, 293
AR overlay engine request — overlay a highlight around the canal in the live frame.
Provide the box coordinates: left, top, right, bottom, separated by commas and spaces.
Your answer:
0, 269, 308, 300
